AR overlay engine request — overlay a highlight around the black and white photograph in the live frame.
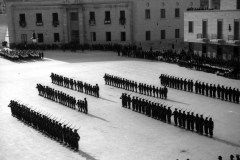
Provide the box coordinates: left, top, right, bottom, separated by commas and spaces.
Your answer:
0, 0, 240, 159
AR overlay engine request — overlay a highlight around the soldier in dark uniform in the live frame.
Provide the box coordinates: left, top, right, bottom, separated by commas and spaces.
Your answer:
190, 112, 195, 131
229, 87, 232, 102
225, 86, 229, 101
167, 107, 172, 124
127, 95, 131, 109
186, 112, 191, 130
164, 86, 168, 99
221, 85, 225, 100
73, 129, 80, 151
213, 84, 216, 98
205, 83, 209, 96
204, 117, 209, 136
195, 114, 199, 133
199, 115, 204, 135
217, 84, 221, 99
209, 117, 214, 137
152, 86, 156, 97
178, 110, 182, 127
149, 85, 152, 96
155, 87, 159, 98
182, 111, 186, 129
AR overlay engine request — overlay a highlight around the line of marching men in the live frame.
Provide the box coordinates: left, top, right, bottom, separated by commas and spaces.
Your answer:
50, 73, 100, 98
36, 84, 88, 114
160, 74, 240, 104
8, 100, 80, 151
120, 93, 214, 137
104, 73, 168, 99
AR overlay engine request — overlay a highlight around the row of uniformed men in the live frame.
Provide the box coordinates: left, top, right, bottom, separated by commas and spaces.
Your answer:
36, 84, 88, 114
8, 100, 80, 151
50, 73, 100, 98
0, 49, 44, 60
104, 73, 168, 99
160, 74, 240, 103
120, 93, 214, 137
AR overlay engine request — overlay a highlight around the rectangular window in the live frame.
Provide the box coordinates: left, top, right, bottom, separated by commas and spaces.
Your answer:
160, 9, 165, 18
19, 14, 25, 22
54, 33, 60, 42
105, 11, 110, 20
70, 12, 78, 21
234, 20, 240, 40
145, 9, 150, 19
202, 20, 208, 38
71, 30, 79, 42
188, 21, 193, 33
121, 32, 126, 41
175, 8, 180, 18
37, 33, 44, 43
146, 31, 151, 41
21, 34, 27, 43
175, 29, 180, 38
237, 0, 240, 9
217, 20, 223, 39
120, 10, 125, 19
36, 13, 42, 22
52, 13, 58, 21
106, 32, 111, 41
161, 30, 166, 39
90, 12, 95, 20
91, 32, 96, 41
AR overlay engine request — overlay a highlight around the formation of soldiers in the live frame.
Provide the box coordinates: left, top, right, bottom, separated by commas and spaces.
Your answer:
50, 73, 100, 98
160, 74, 240, 104
104, 73, 168, 99
120, 93, 214, 137
218, 154, 240, 160
36, 84, 88, 114
0, 48, 44, 61
8, 100, 80, 151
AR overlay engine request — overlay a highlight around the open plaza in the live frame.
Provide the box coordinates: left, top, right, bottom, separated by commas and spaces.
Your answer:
0, 50, 240, 160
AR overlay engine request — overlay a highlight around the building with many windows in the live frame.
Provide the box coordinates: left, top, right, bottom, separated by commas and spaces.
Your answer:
6, 0, 200, 50
184, 0, 240, 61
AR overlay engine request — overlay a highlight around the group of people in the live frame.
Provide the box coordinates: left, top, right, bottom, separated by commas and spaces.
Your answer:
120, 93, 214, 137
8, 100, 80, 151
104, 73, 168, 99
218, 154, 240, 160
36, 84, 88, 114
50, 73, 100, 98
0, 48, 44, 61
160, 74, 240, 103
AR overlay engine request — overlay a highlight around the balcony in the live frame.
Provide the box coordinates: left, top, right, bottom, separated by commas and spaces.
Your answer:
210, 34, 225, 44
197, 33, 210, 43
36, 21, 43, 26
19, 21, 26, 28
52, 21, 59, 27
119, 18, 126, 25
89, 19, 96, 26
104, 19, 111, 24
227, 35, 240, 45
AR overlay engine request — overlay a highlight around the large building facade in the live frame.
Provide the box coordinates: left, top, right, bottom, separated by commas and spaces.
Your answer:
6, 0, 200, 50
184, 0, 240, 61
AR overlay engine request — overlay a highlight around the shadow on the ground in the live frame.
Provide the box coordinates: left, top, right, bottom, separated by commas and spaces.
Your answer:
99, 97, 118, 103
213, 137, 240, 148
77, 149, 99, 160
87, 113, 109, 123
